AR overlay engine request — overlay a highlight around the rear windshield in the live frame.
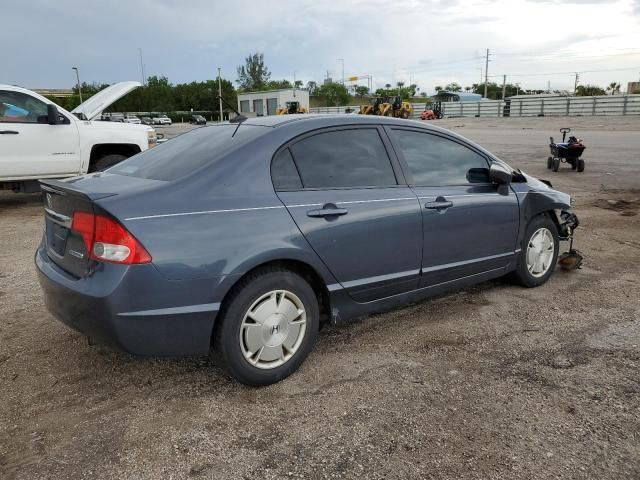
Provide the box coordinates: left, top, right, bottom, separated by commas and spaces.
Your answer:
108, 124, 268, 181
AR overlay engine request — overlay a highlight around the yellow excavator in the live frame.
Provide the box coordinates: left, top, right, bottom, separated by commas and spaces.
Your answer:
277, 101, 308, 115
359, 96, 412, 119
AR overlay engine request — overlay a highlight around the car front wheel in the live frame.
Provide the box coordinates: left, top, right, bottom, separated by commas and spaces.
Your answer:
512, 213, 559, 287
213, 268, 319, 386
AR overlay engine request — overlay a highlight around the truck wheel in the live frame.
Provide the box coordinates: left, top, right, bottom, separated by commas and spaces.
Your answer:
547, 157, 553, 169
551, 158, 560, 172
213, 267, 319, 386
577, 159, 585, 172
90, 154, 127, 172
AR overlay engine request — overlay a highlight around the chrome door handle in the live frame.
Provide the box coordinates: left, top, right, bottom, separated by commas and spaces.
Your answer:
307, 203, 348, 218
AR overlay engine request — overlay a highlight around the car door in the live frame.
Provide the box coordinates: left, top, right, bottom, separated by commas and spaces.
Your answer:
387, 127, 519, 287
0, 90, 80, 177
273, 126, 423, 302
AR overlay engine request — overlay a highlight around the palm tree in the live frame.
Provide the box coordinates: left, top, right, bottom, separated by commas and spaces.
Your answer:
606, 82, 621, 95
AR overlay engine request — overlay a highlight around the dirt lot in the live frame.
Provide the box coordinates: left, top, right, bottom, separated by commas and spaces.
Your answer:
1, 116, 639, 479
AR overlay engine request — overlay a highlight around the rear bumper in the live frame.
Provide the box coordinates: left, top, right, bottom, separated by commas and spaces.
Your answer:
35, 244, 226, 356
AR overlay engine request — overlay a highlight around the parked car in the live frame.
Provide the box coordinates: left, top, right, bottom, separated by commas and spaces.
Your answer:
152, 114, 172, 125
123, 114, 141, 124
141, 116, 153, 125
190, 114, 207, 125
36, 115, 579, 386
0, 81, 157, 193
99, 113, 124, 122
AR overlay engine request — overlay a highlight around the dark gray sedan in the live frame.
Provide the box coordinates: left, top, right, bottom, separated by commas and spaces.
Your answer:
36, 115, 579, 385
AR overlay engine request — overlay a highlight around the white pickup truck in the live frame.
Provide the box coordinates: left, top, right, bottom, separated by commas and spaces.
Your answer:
0, 81, 157, 193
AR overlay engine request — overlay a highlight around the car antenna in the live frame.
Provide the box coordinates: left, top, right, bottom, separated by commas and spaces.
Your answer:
216, 95, 247, 137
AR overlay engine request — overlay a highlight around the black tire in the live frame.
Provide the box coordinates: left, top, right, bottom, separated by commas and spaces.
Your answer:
570, 159, 577, 170
511, 213, 559, 288
551, 158, 560, 172
577, 159, 585, 172
90, 154, 127, 172
547, 157, 553, 169
213, 268, 319, 386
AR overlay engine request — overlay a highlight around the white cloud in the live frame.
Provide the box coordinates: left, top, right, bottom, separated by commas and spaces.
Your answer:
1, 0, 638, 93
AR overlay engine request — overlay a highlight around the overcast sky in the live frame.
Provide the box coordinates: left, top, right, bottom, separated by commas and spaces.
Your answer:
3, 0, 640, 93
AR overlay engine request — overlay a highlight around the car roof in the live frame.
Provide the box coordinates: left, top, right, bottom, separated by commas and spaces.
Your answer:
230, 114, 445, 131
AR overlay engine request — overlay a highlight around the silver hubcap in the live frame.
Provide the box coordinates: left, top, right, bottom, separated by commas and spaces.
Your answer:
526, 227, 555, 278
240, 290, 307, 370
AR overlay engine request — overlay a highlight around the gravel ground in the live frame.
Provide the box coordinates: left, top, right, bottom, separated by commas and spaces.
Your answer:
1, 116, 639, 479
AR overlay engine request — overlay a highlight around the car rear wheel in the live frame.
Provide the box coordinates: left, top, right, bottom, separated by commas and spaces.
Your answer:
511, 214, 559, 288
213, 268, 319, 386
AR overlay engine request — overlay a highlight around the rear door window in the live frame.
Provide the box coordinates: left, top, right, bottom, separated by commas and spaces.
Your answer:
289, 128, 397, 189
108, 124, 267, 181
271, 148, 302, 190
391, 129, 489, 186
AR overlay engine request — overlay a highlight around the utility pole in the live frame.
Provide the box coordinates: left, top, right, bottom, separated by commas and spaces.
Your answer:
573, 72, 580, 95
72, 67, 83, 104
138, 48, 146, 86
483, 49, 490, 99
501, 74, 507, 100
293, 71, 297, 98
217, 67, 223, 122
338, 59, 344, 84
547, 80, 551, 94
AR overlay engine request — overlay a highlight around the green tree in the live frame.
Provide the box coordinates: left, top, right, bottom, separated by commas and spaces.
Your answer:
306, 81, 319, 95
470, 82, 522, 99
294, 80, 303, 89
374, 83, 417, 100
606, 82, 620, 95
316, 82, 350, 106
354, 85, 370, 97
575, 84, 606, 96
265, 79, 293, 90
236, 52, 271, 91
434, 86, 443, 93
445, 82, 462, 92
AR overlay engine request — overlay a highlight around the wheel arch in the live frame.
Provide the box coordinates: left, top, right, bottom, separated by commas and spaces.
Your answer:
89, 143, 141, 167
212, 257, 333, 347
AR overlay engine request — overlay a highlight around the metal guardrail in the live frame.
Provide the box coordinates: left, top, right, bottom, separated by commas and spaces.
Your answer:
310, 95, 640, 118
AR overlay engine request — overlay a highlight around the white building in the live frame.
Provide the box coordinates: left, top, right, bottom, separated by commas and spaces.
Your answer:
237, 89, 309, 116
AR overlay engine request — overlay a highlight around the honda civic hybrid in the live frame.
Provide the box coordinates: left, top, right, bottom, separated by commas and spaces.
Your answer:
36, 115, 579, 385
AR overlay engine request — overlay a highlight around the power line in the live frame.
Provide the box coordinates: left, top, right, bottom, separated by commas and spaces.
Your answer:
486, 66, 640, 78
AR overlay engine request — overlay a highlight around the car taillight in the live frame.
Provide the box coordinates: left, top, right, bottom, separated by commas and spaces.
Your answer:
71, 211, 151, 264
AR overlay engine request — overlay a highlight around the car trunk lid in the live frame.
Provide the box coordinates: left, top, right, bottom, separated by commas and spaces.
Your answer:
40, 175, 165, 277
40, 180, 106, 278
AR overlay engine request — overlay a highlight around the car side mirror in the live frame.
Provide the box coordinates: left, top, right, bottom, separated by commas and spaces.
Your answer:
466, 167, 490, 184
489, 163, 512, 185
47, 104, 60, 125
490, 163, 512, 194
